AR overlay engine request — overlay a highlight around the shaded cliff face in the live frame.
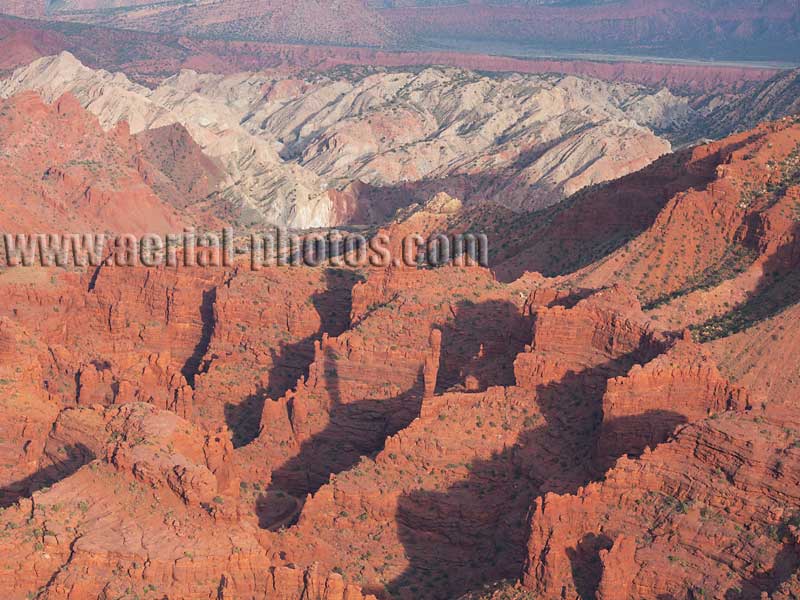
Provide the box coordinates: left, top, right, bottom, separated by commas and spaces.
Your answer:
523, 408, 800, 599
704, 68, 800, 138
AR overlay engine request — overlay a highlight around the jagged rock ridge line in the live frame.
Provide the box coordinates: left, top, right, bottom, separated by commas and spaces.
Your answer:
1, 60, 800, 600
0, 52, 691, 226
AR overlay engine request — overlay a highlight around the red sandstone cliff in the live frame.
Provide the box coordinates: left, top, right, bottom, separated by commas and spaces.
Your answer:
0, 86, 799, 600
523, 407, 800, 598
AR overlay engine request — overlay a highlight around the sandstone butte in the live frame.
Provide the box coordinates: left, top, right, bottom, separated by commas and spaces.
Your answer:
1, 91, 800, 599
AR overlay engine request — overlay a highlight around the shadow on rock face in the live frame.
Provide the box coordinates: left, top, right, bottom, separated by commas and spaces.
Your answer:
225, 268, 362, 449
0, 443, 95, 509
388, 314, 687, 599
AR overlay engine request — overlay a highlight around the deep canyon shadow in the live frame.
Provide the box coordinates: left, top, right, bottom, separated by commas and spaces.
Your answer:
263, 297, 532, 518
389, 335, 682, 599
225, 269, 361, 448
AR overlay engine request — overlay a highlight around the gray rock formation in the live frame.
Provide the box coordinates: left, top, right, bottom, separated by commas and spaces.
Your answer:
0, 52, 694, 226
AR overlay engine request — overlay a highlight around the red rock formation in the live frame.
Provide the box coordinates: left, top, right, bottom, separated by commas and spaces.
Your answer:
190, 266, 358, 443
483, 144, 718, 283
423, 328, 442, 401
0, 402, 378, 599
0, 89, 799, 600
0, 318, 60, 507
597, 338, 752, 468
277, 385, 551, 599
596, 536, 638, 600
709, 298, 800, 408
241, 264, 532, 499
570, 118, 800, 312
105, 403, 240, 511
514, 285, 667, 391
523, 408, 800, 598
510, 286, 749, 479
78, 353, 195, 417
0, 91, 188, 234
250, 280, 754, 598
134, 122, 228, 223
484, 116, 800, 296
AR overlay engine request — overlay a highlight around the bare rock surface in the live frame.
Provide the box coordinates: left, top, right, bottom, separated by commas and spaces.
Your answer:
1, 52, 687, 225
